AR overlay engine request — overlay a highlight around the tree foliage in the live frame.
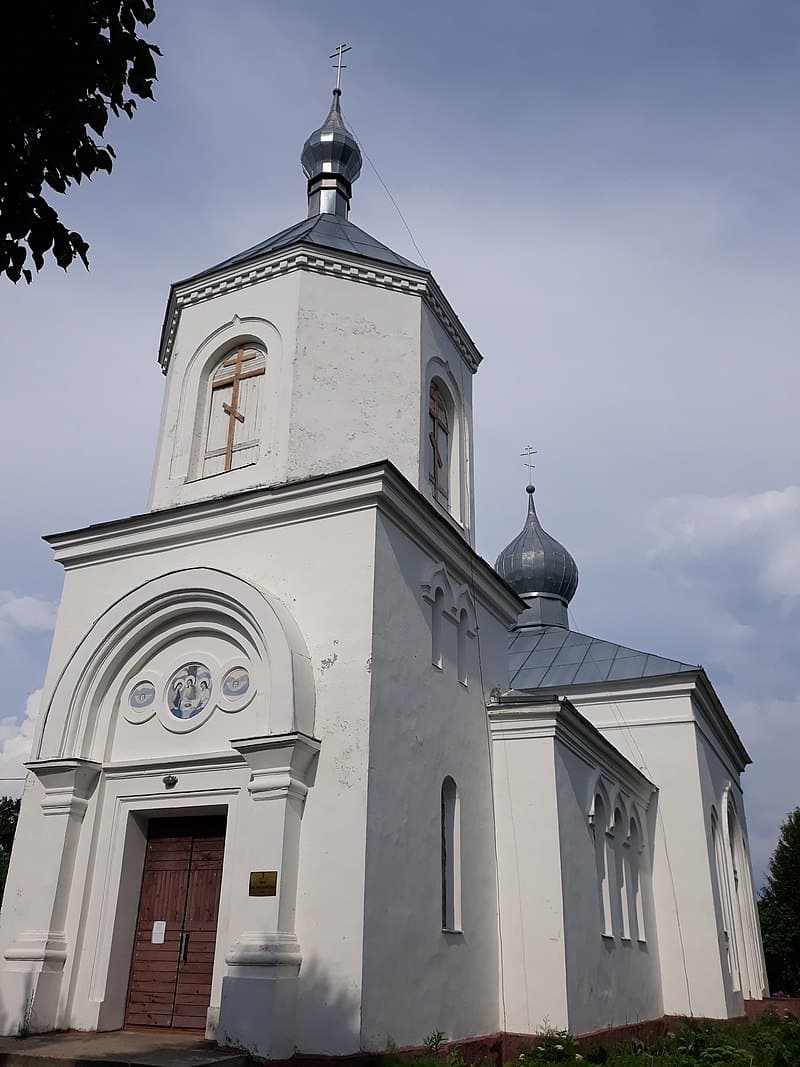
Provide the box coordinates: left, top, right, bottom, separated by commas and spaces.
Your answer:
759, 807, 800, 996
0, 797, 21, 901
0, 0, 160, 283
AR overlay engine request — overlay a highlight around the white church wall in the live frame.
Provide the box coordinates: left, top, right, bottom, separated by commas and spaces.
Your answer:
555, 743, 663, 1035
692, 716, 767, 1007
490, 716, 569, 1034
358, 510, 514, 1049
572, 685, 736, 1019
288, 272, 422, 487
0, 487, 381, 1051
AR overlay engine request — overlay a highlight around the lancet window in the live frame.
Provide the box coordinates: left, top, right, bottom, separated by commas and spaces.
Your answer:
428, 380, 451, 506
441, 776, 462, 932
201, 344, 266, 477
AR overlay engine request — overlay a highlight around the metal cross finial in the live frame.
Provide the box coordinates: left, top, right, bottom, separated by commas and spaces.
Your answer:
521, 445, 538, 484
330, 42, 352, 91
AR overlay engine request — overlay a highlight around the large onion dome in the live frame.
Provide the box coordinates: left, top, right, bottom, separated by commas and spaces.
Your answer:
301, 89, 362, 218
495, 485, 579, 626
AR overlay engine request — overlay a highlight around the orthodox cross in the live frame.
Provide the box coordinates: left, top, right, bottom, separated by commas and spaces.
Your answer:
330, 42, 351, 91
429, 383, 449, 499
212, 347, 265, 472
521, 445, 537, 485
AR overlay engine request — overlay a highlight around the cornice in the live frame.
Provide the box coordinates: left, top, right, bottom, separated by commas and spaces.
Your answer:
158, 244, 483, 375
524, 669, 751, 775
489, 696, 655, 806
44, 461, 522, 625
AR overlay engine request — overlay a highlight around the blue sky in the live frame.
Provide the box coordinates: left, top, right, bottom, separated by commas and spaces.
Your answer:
1, 1, 799, 882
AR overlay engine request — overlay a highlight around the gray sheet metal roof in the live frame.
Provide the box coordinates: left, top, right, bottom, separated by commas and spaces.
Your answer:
509, 625, 699, 690
183, 214, 424, 285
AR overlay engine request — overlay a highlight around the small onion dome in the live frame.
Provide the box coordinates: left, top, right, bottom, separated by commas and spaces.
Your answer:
495, 486, 579, 604
301, 90, 362, 218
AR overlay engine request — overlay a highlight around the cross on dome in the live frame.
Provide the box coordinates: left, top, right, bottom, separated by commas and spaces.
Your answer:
330, 42, 351, 91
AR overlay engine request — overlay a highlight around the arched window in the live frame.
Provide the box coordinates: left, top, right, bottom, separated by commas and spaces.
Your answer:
725, 801, 765, 998
628, 817, 646, 943
613, 808, 631, 940
457, 608, 469, 686
441, 777, 462, 932
431, 587, 445, 670
428, 380, 451, 506
593, 793, 613, 937
201, 344, 266, 477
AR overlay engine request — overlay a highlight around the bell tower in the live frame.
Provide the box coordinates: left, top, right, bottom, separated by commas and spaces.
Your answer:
148, 78, 482, 543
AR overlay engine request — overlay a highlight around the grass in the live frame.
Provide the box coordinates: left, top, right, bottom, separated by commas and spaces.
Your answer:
385, 1013, 800, 1067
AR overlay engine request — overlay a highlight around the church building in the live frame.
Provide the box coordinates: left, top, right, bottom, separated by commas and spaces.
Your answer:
0, 81, 767, 1059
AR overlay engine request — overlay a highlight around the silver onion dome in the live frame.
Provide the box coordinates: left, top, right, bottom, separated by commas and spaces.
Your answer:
495, 486, 579, 627
301, 89, 362, 219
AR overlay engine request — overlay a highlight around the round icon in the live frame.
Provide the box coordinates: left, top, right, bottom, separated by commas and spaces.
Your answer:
167, 662, 212, 720
129, 681, 156, 710
222, 667, 250, 700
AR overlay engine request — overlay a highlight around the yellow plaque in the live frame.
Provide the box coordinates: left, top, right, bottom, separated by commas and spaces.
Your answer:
249, 870, 277, 897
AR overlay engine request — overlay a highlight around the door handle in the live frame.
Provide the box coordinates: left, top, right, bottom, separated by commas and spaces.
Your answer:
179, 931, 189, 965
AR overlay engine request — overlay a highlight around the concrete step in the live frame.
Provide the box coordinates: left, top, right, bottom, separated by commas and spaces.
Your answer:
0, 1030, 252, 1067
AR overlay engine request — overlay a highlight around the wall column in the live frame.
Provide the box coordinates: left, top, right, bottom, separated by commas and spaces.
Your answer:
218, 733, 320, 1058
3, 759, 100, 1033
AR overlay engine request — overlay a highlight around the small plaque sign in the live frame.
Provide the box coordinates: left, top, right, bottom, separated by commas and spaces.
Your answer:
249, 870, 277, 897
151, 920, 166, 944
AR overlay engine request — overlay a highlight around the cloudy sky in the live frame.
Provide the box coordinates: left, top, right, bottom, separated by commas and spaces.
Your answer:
1, 1, 798, 882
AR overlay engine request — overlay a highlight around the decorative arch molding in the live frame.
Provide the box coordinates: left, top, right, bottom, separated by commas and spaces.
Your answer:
421, 562, 476, 627
421, 562, 478, 680
587, 772, 641, 844
33, 568, 315, 763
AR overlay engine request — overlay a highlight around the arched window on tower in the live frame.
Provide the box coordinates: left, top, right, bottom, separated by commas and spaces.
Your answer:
441, 776, 462, 932
201, 344, 266, 477
428, 380, 451, 507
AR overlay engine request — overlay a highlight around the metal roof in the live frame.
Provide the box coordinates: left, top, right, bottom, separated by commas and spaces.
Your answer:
183, 214, 424, 285
508, 624, 698, 690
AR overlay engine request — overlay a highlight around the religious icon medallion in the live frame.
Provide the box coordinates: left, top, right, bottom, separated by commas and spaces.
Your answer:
129, 681, 156, 710
167, 662, 212, 719
222, 667, 250, 699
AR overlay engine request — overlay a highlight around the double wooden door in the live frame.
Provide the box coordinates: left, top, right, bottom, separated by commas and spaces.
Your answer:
125, 815, 225, 1030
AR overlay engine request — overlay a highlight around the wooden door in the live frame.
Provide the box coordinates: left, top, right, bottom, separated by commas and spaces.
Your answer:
125, 815, 225, 1030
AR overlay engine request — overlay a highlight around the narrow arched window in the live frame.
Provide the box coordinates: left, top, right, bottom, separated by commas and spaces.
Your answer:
431, 587, 444, 669
712, 810, 734, 980
457, 608, 469, 686
593, 794, 613, 937
428, 380, 451, 505
628, 817, 646, 942
441, 777, 462, 931
613, 808, 630, 940
202, 344, 266, 477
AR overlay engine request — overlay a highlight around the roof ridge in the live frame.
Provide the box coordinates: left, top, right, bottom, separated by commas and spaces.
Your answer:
180, 214, 424, 286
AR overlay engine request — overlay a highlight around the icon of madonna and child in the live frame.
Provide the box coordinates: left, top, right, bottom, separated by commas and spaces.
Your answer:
168, 662, 212, 719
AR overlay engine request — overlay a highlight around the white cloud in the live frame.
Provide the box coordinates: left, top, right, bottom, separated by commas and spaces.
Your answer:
646, 487, 800, 881
0, 592, 57, 649
647, 487, 800, 610
0, 690, 40, 800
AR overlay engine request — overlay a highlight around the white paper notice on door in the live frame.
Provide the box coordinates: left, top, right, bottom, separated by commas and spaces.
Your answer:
151, 920, 166, 945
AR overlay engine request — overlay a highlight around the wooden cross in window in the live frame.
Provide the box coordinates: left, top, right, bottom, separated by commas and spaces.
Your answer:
429, 382, 449, 501
212, 346, 265, 472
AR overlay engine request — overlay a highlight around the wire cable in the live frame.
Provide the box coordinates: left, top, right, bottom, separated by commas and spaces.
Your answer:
348, 124, 430, 269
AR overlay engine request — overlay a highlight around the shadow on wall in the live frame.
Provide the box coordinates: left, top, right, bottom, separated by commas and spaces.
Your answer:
0, 970, 35, 1040
295, 957, 363, 1056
